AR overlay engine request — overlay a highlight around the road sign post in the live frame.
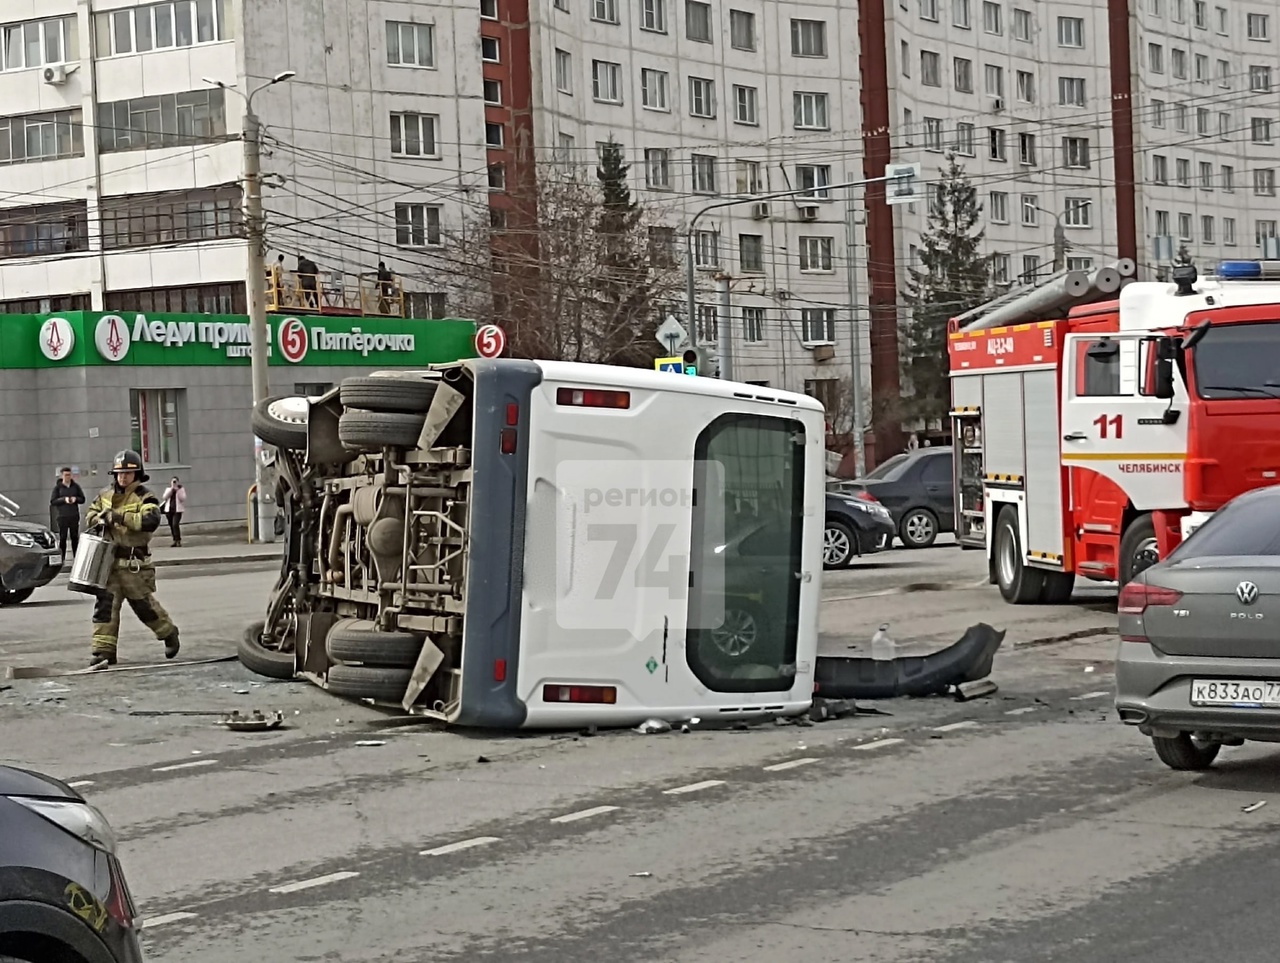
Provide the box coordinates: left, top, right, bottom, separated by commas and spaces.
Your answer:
654, 356, 684, 373
884, 162, 923, 206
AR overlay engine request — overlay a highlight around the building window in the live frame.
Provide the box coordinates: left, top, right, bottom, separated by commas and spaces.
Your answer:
1247, 13, 1269, 40
1058, 76, 1084, 106
985, 64, 1004, 97
648, 226, 676, 265
953, 0, 971, 27
989, 190, 1008, 222
1020, 194, 1038, 225
903, 107, 914, 146
790, 18, 827, 56
1194, 0, 1207, 27
641, 68, 668, 110
483, 78, 502, 104
389, 112, 439, 158
1067, 256, 1093, 272
1178, 212, 1193, 240
592, 60, 622, 102
555, 48, 572, 93
1216, 58, 1231, 86
1219, 111, 1230, 139
694, 229, 719, 268
386, 21, 434, 67
902, 40, 910, 77
0, 109, 84, 165
1216, 5, 1227, 33
1253, 117, 1273, 143
982, 0, 1002, 33
796, 164, 831, 198
1225, 217, 1236, 245
920, 0, 939, 21
736, 159, 762, 193
0, 201, 88, 259
1012, 6, 1031, 39
294, 382, 334, 396
1016, 69, 1034, 102
730, 9, 755, 49
480, 0, 498, 18
1152, 98, 1165, 126
485, 122, 504, 147
1171, 48, 1187, 79
793, 92, 829, 129
489, 208, 506, 230
686, 0, 712, 41
991, 254, 1010, 284
1152, 154, 1168, 183
924, 117, 944, 150
1062, 136, 1090, 168
555, 0, 567, 9
1063, 197, 1092, 228
641, 0, 666, 32
555, 132, 574, 162
1199, 160, 1213, 189
1223, 164, 1235, 191
739, 234, 764, 272
691, 153, 717, 193
954, 57, 973, 92
1195, 53, 1209, 82
689, 76, 715, 117
5, 15, 75, 69
1252, 65, 1273, 91
1197, 107, 1210, 135
1021, 255, 1040, 282
129, 389, 186, 468
920, 50, 940, 85
1148, 43, 1163, 72
1018, 132, 1036, 164
1174, 103, 1187, 130
487, 164, 505, 190
106, 282, 242, 314
734, 85, 758, 124
800, 308, 835, 344
592, 0, 619, 23
394, 203, 442, 247
1255, 169, 1276, 196
1057, 15, 1083, 45
989, 127, 1006, 160
645, 148, 670, 188
99, 185, 241, 250
1202, 215, 1214, 242
742, 306, 764, 342
94, 2, 224, 57
1175, 158, 1190, 186
481, 36, 499, 61
799, 236, 833, 272
97, 90, 225, 153
696, 303, 718, 343
954, 122, 975, 155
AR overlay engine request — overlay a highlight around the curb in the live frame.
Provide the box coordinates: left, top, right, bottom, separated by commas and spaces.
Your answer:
1013, 626, 1117, 649
153, 552, 281, 568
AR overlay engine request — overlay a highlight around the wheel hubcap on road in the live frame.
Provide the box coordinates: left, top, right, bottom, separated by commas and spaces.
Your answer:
824, 527, 851, 565
711, 609, 758, 657
1131, 537, 1159, 578
906, 513, 934, 544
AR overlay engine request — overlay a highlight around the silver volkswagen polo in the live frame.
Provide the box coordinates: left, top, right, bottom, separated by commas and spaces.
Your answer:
1115, 484, 1280, 771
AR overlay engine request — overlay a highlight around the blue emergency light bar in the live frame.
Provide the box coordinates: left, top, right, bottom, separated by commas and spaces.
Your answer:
1216, 259, 1280, 280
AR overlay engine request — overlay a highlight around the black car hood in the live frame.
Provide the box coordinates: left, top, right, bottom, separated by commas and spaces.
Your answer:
0, 519, 52, 536
0, 764, 81, 800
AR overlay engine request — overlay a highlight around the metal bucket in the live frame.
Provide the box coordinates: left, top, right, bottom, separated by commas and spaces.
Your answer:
68, 531, 115, 595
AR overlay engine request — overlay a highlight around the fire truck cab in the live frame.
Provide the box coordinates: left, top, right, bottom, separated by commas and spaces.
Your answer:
947, 259, 1280, 604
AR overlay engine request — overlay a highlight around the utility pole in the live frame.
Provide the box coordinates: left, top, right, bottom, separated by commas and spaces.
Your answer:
843, 177, 867, 478
1052, 215, 1068, 273
203, 70, 295, 544
715, 274, 733, 381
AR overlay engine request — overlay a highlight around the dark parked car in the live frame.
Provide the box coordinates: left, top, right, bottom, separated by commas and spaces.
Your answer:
0, 765, 143, 962
1115, 484, 1280, 771
823, 486, 896, 568
1, 495, 63, 605
832, 446, 954, 549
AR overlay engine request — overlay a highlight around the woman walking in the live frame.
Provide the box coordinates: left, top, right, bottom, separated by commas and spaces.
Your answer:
160, 476, 187, 547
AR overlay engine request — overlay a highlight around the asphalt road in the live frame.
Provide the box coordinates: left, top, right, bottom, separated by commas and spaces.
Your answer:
9, 544, 1279, 962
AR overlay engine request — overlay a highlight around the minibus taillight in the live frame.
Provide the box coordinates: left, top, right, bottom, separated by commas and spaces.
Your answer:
555, 388, 630, 409
543, 684, 618, 704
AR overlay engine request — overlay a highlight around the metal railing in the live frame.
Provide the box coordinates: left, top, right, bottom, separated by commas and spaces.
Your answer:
265, 268, 407, 318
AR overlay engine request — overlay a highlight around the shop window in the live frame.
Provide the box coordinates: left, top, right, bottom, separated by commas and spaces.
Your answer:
686, 413, 806, 694
105, 281, 246, 314
129, 388, 187, 467
294, 382, 332, 397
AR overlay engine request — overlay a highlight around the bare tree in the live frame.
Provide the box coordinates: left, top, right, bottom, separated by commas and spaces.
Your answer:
451, 143, 687, 366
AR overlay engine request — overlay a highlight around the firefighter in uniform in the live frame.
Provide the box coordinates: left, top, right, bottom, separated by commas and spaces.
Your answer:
84, 450, 181, 668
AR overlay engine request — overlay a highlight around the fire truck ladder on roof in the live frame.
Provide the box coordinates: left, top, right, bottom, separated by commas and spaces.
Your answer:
949, 258, 1137, 333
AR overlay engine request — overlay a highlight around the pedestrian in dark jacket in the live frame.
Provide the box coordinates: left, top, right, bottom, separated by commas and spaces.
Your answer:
50, 467, 85, 559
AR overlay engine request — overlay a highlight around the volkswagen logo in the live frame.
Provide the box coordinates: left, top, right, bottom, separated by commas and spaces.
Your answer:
1237, 581, 1260, 605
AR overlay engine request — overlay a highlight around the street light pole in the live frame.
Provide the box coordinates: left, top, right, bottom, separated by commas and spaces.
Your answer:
203, 70, 295, 544
684, 172, 909, 380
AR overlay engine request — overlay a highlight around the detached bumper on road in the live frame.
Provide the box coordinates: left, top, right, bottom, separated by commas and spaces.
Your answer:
1115, 641, 1280, 741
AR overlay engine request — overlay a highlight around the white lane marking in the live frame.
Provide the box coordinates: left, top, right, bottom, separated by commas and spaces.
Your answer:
421, 836, 501, 857
1006, 707, 1039, 715
268, 871, 360, 894
153, 759, 219, 773
763, 757, 819, 772
854, 738, 905, 751
139, 912, 197, 929
933, 721, 979, 732
68, 780, 95, 788
550, 805, 620, 824
1071, 690, 1111, 701
663, 780, 726, 795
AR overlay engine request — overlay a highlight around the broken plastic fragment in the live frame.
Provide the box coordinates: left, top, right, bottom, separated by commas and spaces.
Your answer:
1243, 800, 1267, 813
635, 718, 671, 734
355, 740, 386, 747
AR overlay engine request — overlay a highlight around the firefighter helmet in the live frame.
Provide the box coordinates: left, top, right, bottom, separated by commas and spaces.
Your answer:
109, 449, 149, 483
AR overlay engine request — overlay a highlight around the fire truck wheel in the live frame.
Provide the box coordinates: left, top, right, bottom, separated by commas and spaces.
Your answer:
252, 395, 309, 451
994, 507, 1045, 604
1039, 571, 1076, 604
326, 665, 416, 703
338, 410, 428, 451
899, 508, 939, 549
1119, 515, 1159, 585
339, 376, 438, 413
327, 621, 425, 668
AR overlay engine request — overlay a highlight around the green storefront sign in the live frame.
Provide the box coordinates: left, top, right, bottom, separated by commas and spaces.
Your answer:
0, 311, 479, 368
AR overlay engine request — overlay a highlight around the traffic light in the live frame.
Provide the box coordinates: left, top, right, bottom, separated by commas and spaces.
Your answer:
682, 346, 710, 377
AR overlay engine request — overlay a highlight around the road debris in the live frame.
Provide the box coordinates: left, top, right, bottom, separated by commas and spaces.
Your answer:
954, 679, 999, 702
635, 718, 672, 734
217, 709, 285, 732
629, 872, 652, 878
1243, 800, 1268, 814
355, 740, 386, 747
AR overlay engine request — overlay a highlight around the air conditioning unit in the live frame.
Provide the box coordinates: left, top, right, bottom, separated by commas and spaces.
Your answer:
990, 95, 1004, 111
750, 201, 769, 219
42, 64, 70, 85
798, 204, 819, 221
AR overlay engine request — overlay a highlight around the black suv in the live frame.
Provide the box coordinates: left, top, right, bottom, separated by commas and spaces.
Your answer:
0, 765, 143, 962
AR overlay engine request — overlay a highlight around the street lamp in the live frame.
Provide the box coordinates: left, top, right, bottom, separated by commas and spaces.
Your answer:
203, 70, 296, 543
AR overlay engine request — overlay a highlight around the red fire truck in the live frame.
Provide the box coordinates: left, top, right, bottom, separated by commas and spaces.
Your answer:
946, 259, 1280, 604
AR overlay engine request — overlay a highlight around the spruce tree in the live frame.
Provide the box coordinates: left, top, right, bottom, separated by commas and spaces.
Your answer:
901, 152, 991, 425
